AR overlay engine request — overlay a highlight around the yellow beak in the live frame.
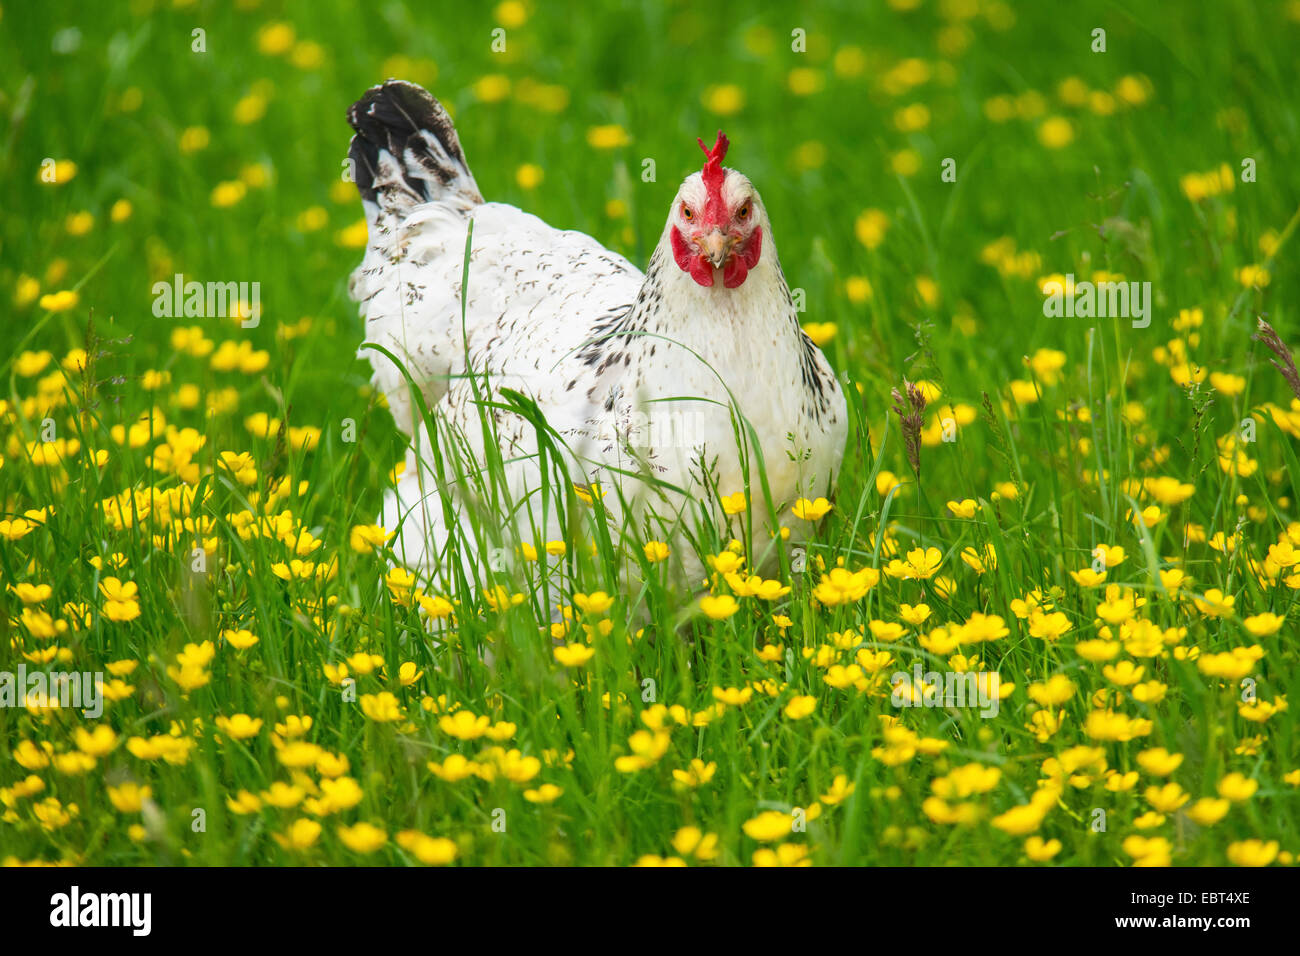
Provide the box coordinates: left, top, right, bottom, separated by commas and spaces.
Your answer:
696, 230, 735, 268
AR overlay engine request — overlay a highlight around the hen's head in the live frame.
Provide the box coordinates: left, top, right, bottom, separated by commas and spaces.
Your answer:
668, 132, 765, 289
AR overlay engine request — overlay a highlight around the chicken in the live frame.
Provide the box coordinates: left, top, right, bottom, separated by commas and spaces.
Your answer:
346, 80, 847, 586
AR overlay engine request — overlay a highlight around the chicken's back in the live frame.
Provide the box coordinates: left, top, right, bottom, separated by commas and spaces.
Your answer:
347, 81, 644, 437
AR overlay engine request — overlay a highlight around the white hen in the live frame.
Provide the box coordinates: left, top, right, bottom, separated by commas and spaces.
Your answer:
347, 80, 847, 585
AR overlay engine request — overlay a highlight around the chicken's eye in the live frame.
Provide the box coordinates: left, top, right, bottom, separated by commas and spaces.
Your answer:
737, 203, 751, 221
681, 204, 694, 221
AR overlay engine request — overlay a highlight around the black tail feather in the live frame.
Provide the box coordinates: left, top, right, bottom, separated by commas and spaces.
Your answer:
346, 79, 481, 212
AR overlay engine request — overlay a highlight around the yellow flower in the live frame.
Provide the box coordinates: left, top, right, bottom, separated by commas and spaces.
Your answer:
257, 22, 295, 55
1024, 836, 1062, 861
1216, 772, 1258, 802
1135, 748, 1183, 776
899, 603, 931, 626
494, 1, 527, 27
73, 725, 118, 757
1028, 675, 1076, 707
742, 810, 794, 842
553, 643, 595, 667
643, 540, 670, 562
336, 219, 369, 247
712, 686, 753, 706
1092, 545, 1127, 569
990, 802, 1048, 836
1186, 797, 1230, 826
958, 611, 1009, 643
276, 712, 315, 744
524, 783, 563, 804
1123, 835, 1173, 866
275, 741, 323, 769
787, 67, 824, 96
515, 163, 543, 190
14, 351, 53, 377
1103, 660, 1145, 686
1037, 116, 1074, 149
792, 497, 832, 521
99, 577, 141, 623
672, 759, 717, 788
844, 275, 873, 303
273, 818, 322, 851
38, 290, 80, 312
221, 628, 259, 650
720, 491, 747, 515
1145, 783, 1190, 813
820, 774, 856, 805
473, 73, 511, 102
1226, 839, 1278, 867
1084, 709, 1153, 742
783, 695, 816, 720
13, 740, 51, 770
345, 652, 384, 676
215, 714, 264, 740
891, 148, 921, 177
263, 785, 308, 812
961, 545, 996, 574
396, 830, 458, 865
487, 749, 541, 784
9, 582, 52, 604
671, 826, 719, 861
38, 159, 77, 184
107, 783, 152, 813
226, 790, 262, 815
885, 547, 943, 580
812, 566, 880, 606
349, 524, 394, 553
947, 499, 979, 519
573, 591, 614, 615
699, 594, 740, 620
14, 274, 41, 307
360, 692, 404, 722
1237, 264, 1270, 288
439, 710, 490, 740
417, 593, 455, 619
1243, 612, 1284, 636
701, 84, 745, 115
398, 662, 424, 686
211, 180, 248, 207
1145, 476, 1195, 505
586, 124, 630, 149
1196, 646, 1261, 680
752, 843, 811, 867
316, 752, 350, 778
337, 822, 387, 854
1192, 588, 1235, 618
855, 208, 889, 249
801, 322, 837, 346
318, 777, 364, 813
1076, 639, 1120, 661
179, 126, 210, 153
893, 102, 930, 132
427, 754, 480, 782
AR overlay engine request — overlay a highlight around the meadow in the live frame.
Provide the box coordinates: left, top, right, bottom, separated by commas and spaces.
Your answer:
1, 0, 1298, 867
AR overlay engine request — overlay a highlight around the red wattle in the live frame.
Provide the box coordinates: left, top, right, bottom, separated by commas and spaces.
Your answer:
722, 256, 748, 288
671, 226, 714, 287
724, 227, 762, 288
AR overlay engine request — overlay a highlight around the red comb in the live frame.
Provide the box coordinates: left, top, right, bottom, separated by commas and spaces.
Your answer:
697, 130, 729, 189
697, 131, 729, 225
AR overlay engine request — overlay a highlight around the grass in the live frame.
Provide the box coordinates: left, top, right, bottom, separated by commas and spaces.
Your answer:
1, 0, 1298, 867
